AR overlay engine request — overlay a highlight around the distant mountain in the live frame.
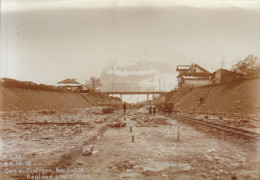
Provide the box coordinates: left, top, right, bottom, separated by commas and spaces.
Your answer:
100, 43, 213, 91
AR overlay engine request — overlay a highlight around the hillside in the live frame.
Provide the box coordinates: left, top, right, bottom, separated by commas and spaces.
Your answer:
166, 77, 260, 114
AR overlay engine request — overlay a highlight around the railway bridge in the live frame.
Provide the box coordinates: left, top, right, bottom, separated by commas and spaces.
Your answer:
101, 87, 167, 102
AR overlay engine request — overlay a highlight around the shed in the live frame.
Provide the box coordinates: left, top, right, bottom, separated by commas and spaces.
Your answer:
211, 69, 245, 84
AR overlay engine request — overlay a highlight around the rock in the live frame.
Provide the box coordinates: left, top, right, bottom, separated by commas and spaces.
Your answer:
126, 169, 133, 173
91, 107, 97, 113
91, 107, 103, 114
77, 160, 84, 165
85, 108, 91, 114
137, 107, 148, 113
95, 119, 104, 124
239, 120, 249, 123
92, 150, 99, 154
109, 119, 126, 127
82, 145, 94, 155
102, 106, 114, 114
102, 107, 109, 114
131, 117, 137, 120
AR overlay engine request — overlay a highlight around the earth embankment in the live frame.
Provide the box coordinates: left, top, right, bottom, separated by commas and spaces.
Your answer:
167, 77, 260, 114
0, 87, 93, 111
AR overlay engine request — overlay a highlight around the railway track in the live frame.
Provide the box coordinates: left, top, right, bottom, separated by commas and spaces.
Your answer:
168, 114, 260, 140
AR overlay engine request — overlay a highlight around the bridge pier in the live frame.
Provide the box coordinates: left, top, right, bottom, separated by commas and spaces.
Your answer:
120, 94, 122, 100
147, 94, 149, 103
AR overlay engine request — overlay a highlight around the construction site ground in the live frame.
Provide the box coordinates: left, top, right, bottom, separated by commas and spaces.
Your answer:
0, 109, 259, 180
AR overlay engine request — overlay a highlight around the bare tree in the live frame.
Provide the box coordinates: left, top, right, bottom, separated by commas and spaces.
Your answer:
85, 76, 102, 92
231, 54, 260, 76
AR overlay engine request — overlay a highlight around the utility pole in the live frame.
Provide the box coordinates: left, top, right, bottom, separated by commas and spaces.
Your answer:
112, 73, 114, 96
164, 79, 165, 92
159, 75, 161, 92
177, 87, 180, 141
220, 58, 225, 69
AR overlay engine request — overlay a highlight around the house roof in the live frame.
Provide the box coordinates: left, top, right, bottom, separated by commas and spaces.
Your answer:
212, 69, 245, 76
182, 76, 211, 79
56, 79, 83, 87
57, 79, 81, 85
55, 84, 83, 87
176, 65, 191, 71
177, 64, 211, 78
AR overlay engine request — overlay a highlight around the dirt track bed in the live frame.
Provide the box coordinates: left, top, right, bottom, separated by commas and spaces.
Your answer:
0, 109, 259, 179
177, 112, 260, 133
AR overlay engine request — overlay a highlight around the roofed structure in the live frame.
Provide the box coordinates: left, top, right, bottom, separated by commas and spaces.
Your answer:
176, 64, 212, 88
176, 65, 191, 75
211, 69, 245, 84
55, 79, 83, 91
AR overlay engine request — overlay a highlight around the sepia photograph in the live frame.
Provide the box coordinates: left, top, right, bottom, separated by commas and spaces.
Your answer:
0, 0, 260, 179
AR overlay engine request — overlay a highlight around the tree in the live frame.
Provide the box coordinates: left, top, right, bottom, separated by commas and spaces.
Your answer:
231, 54, 260, 76
85, 76, 102, 92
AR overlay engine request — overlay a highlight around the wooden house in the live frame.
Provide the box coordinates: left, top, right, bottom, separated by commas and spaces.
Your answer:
176, 64, 212, 88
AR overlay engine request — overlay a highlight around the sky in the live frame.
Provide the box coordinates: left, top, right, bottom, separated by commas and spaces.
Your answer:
1, 0, 260, 85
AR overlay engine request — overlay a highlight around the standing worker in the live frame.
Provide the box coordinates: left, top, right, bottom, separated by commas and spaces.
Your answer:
149, 103, 152, 115
123, 102, 127, 114
151, 103, 156, 115
153, 104, 156, 115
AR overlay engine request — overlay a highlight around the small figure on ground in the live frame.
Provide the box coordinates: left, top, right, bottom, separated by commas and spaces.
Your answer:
151, 104, 156, 115
199, 97, 204, 104
152, 105, 156, 115
123, 102, 127, 114
149, 103, 152, 115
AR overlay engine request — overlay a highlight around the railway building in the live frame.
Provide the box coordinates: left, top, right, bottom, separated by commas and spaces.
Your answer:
211, 69, 245, 84
176, 64, 212, 88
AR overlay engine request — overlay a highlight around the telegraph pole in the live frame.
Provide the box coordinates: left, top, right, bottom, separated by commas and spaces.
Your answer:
164, 79, 165, 92
112, 73, 114, 97
177, 86, 180, 141
159, 76, 161, 91
220, 58, 225, 69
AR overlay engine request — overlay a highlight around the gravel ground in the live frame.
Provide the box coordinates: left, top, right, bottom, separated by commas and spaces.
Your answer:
0, 109, 259, 180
